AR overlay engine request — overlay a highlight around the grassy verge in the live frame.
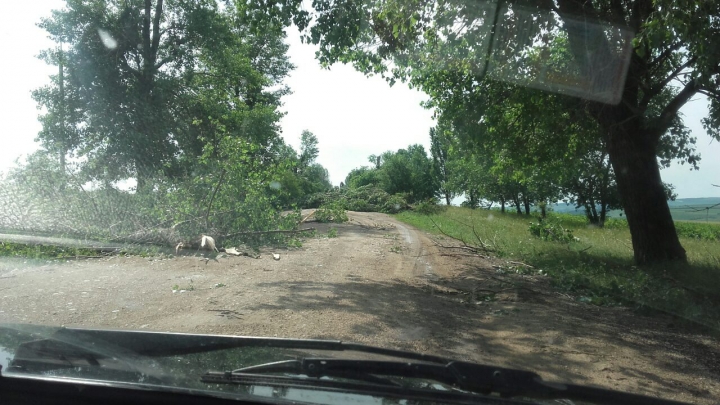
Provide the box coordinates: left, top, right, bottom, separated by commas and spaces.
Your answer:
0, 241, 169, 260
0, 241, 113, 260
396, 207, 720, 331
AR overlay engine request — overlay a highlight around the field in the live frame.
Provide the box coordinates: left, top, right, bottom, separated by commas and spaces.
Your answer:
552, 197, 720, 223
396, 207, 720, 332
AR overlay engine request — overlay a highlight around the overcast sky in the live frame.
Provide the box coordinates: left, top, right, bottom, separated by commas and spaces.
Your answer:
1, 1, 718, 198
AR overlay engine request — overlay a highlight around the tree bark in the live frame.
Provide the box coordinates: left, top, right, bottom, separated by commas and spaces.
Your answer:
500, 197, 505, 213
584, 204, 594, 223
445, 192, 451, 206
523, 195, 531, 215
598, 164, 609, 228
607, 127, 686, 265
513, 195, 522, 214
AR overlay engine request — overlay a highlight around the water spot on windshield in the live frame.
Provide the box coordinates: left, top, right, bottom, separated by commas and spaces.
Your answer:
0, 346, 13, 371
97, 29, 117, 49
269, 181, 281, 190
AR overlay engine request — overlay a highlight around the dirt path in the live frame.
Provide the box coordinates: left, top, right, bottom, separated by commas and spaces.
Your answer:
0, 211, 718, 404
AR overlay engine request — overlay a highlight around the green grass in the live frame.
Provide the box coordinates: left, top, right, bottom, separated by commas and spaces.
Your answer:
396, 207, 720, 332
0, 241, 109, 260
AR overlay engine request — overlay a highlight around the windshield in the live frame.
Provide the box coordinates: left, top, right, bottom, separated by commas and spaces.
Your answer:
0, 1, 718, 404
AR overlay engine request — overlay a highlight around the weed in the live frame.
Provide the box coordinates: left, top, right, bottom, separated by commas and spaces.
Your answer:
528, 218, 577, 243
390, 245, 402, 253
287, 238, 303, 248
327, 228, 338, 238
172, 283, 195, 292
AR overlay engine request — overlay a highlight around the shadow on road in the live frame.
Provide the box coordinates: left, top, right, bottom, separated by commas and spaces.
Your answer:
248, 274, 718, 401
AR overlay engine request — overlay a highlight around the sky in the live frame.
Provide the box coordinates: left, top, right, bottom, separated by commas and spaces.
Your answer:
1, 0, 718, 198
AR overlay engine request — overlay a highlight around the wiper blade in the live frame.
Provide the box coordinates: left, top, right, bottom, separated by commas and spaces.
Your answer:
205, 358, 690, 405
205, 358, 539, 396
1, 324, 449, 362
232, 359, 401, 386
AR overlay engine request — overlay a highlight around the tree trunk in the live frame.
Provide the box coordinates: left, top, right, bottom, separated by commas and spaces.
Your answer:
135, 158, 151, 194
500, 197, 506, 213
590, 198, 599, 224
468, 191, 478, 209
539, 202, 546, 218
607, 128, 686, 265
584, 204, 594, 223
445, 192, 451, 206
598, 178, 607, 228
523, 195, 531, 215
513, 195, 522, 214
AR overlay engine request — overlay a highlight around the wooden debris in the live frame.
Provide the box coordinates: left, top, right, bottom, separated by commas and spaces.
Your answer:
300, 210, 317, 224
223, 246, 260, 259
221, 228, 315, 239
200, 235, 218, 252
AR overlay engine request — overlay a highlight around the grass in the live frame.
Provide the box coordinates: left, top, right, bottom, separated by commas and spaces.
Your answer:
396, 207, 720, 332
172, 283, 195, 292
0, 241, 112, 260
0, 240, 172, 260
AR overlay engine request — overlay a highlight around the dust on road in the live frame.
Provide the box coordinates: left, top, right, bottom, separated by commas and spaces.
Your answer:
0, 211, 718, 404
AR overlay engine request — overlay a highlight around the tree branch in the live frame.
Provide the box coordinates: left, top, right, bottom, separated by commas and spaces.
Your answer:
143, 0, 152, 62
640, 56, 697, 109
205, 168, 227, 231
651, 80, 699, 139
221, 228, 316, 239
649, 42, 682, 71
154, 38, 189, 69
119, 54, 140, 76
151, 0, 164, 56
629, 0, 654, 31
609, 0, 626, 24
699, 87, 720, 101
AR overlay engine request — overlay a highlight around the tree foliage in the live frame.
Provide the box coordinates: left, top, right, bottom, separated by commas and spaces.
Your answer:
33, 0, 292, 191
274, 130, 332, 208
344, 144, 437, 204
297, 0, 720, 265
15, 0, 323, 245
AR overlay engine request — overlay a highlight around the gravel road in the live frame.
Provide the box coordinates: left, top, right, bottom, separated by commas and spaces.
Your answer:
0, 211, 718, 404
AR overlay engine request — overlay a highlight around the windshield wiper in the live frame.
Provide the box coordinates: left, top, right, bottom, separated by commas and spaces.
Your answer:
203, 358, 690, 405
2, 325, 691, 405
230, 359, 402, 386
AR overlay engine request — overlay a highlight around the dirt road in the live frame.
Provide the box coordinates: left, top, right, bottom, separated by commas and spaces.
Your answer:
0, 211, 718, 403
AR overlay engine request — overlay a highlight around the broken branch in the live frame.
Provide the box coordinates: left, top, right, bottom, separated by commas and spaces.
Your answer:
221, 228, 316, 239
